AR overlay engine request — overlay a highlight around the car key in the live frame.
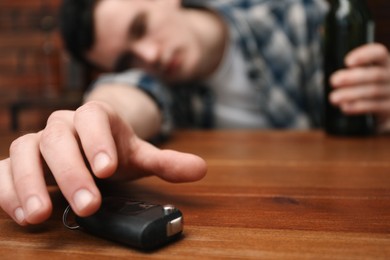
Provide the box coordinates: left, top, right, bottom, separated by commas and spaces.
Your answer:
63, 196, 184, 250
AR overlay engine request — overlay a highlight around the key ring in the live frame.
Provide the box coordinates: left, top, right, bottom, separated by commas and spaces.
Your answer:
62, 205, 80, 230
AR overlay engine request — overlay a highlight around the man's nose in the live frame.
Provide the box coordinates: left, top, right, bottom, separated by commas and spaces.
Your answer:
131, 40, 159, 65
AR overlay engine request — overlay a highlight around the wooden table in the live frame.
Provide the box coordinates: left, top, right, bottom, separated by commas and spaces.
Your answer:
1, 130, 390, 259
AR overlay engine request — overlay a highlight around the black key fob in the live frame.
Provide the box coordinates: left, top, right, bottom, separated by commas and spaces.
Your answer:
63, 196, 184, 250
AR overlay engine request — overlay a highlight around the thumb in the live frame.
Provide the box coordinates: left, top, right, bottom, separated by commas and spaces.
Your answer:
346, 43, 390, 67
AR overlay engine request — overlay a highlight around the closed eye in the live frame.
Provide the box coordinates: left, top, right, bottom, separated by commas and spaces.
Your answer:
129, 12, 147, 40
114, 12, 147, 72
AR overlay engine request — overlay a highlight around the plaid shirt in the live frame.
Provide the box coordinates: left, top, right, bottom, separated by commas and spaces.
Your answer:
94, 0, 328, 135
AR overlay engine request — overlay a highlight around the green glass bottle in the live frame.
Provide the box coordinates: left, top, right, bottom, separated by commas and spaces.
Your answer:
323, 0, 375, 136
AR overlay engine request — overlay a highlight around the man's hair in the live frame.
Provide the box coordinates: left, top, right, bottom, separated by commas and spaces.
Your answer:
59, 0, 97, 67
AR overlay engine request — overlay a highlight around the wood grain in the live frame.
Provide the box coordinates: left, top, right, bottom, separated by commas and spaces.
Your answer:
1, 130, 390, 259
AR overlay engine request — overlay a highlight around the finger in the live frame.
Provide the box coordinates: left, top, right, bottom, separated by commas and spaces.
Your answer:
126, 136, 207, 183
331, 66, 390, 87
73, 102, 118, 179
346, 43, 390, 67
330, 84, 390, 105
0, 159, 27, 225
340, 99, 390, 115
39, 111, 101, 217
9, 133, 52, 224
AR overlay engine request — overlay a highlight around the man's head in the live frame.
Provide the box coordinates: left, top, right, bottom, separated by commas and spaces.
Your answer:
59, 0, 227, 83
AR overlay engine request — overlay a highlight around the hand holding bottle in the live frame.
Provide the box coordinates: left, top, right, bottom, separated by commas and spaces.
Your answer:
329, 43, 390, 133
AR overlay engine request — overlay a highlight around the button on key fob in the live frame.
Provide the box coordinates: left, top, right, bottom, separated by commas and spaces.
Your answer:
63, 196, 184, 250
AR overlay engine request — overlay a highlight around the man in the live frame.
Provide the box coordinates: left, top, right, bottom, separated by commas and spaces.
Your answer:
1, 0, 389, 226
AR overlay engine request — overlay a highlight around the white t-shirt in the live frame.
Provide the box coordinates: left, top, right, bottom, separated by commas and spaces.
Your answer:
206, 40, 267, 128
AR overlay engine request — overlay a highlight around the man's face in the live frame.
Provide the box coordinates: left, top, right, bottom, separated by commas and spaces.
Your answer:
86, 0, 225, 83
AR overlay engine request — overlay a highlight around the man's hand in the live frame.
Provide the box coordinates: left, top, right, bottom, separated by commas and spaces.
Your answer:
329, 43, 390, 132
0, 101, 207, 226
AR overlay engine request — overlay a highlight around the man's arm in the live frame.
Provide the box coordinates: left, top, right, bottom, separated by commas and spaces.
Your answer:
0, 84, 207, 226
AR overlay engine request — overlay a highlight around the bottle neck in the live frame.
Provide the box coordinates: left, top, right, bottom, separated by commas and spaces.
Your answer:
329, 0, 369, 9
329, 0, 372, 22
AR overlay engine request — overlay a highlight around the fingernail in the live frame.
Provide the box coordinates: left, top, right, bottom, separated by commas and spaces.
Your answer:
26, 196, 42, 217
93, 152, 110, 172
73, 189, 94, 212
14, 207, 25, 223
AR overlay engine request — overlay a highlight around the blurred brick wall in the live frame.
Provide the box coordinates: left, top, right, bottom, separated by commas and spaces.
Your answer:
0, 0, 64, 96
0, 0, 84, 132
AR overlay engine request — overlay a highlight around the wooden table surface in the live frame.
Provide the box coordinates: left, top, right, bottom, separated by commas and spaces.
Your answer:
1, 130, 390, 259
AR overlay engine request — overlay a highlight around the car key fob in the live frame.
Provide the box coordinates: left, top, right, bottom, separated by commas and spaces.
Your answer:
63, 196, 184, 250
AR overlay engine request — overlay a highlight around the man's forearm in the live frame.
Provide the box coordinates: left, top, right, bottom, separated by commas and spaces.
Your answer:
84, 84, 162, 140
